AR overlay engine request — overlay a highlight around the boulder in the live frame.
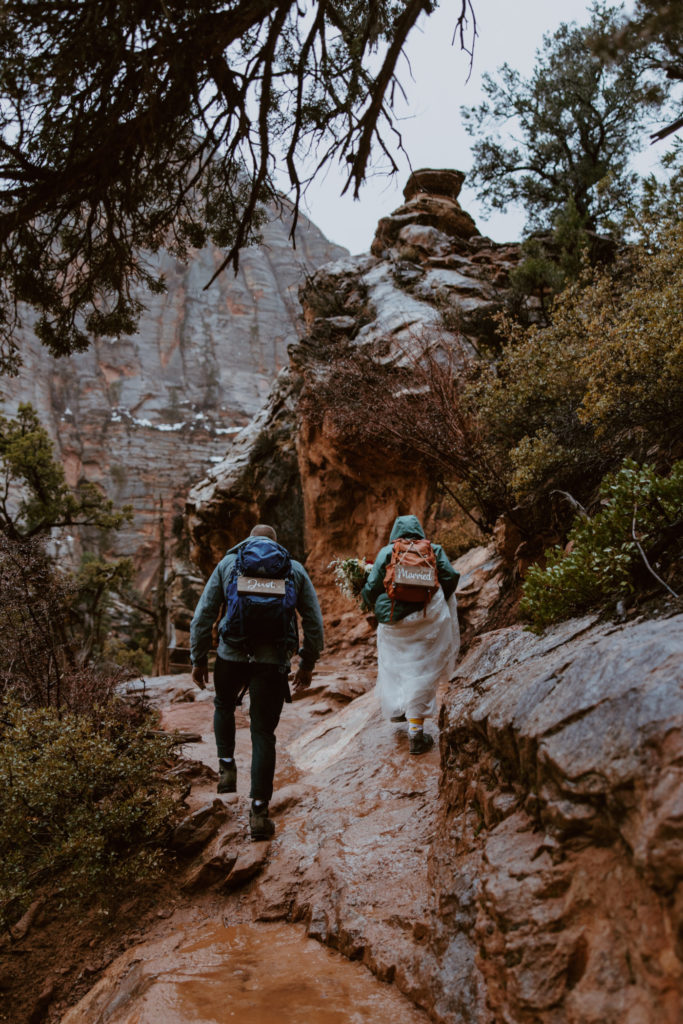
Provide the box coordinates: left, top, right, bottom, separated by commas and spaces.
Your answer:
170, 799, 228, 853
182, 850, 238, 892
372, 194, 478, 256
403, 168, 466, 201
453, 542, 507, 639
397, 223, 456, 259
221, 843, 270, 890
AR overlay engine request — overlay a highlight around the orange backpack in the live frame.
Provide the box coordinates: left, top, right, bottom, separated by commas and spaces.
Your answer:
384, 538, 439, 619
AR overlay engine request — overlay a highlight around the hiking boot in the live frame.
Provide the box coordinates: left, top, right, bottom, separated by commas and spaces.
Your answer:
390, 713, 407, 723
249, 804, 275, 842
217, 760, 237, 794
409, 731, 434, 756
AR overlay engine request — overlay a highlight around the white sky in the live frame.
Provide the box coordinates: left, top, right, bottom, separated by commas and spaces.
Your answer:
287, 0, 657, 254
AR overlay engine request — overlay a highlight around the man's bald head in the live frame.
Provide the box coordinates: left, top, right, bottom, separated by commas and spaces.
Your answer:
250, 524, 277, 541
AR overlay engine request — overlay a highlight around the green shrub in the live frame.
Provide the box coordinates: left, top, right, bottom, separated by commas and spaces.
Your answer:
105, 638, 154, 675
0, 536, 133, 710
508, 428, 573, 501
0, 700, 180, 929
520, 459, 683, 629
577, 224, 683, 443
469, 218, 683, 523
0, 403, 132, 539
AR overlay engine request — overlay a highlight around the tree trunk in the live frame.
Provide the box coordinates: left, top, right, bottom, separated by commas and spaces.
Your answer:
152, 498, 169, 676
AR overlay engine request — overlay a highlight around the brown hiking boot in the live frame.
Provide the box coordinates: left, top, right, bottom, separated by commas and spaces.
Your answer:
409, 731, 434, 756
218, 760, 237, 794
249, 803, 275, 842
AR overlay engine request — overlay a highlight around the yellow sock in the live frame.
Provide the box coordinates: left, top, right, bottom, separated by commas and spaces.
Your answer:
408, 718, 423, 737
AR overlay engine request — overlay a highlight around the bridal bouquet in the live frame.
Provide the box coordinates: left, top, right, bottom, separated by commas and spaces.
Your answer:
328, 556, 373, 600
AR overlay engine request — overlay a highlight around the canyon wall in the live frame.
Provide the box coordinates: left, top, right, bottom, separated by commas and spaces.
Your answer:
0, 205, 346, 586
5, 170, 681, 1024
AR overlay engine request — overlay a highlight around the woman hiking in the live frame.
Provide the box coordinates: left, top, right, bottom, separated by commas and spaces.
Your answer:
361, 515, 460, 755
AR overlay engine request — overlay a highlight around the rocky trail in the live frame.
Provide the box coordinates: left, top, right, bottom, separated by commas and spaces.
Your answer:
66, 605, 683, 1023
3, 603, 682, 1024
61, 624, 444, 1024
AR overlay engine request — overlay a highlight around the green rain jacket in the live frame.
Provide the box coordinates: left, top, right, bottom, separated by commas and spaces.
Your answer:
361, 515, 459, 624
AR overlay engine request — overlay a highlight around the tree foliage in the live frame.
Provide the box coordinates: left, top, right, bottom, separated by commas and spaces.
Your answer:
0, 0, 476, 373
596, 0, 683, 142
474, 217, 683, 511
0, 404, 172, 678
72, 553, 135, 662
0, 535, 125, 708
628, 140, 683, 232
462, 2, 669, 234
506, 197, 603, 320
520, 459, 683, 629
0, 403, 132, 538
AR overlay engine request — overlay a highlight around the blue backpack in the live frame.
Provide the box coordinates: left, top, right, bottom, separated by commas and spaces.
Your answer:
220, 537, 297, 648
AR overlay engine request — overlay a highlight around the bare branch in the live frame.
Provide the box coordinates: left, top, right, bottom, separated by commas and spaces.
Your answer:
632, 503, 680, 599
0, 0, 479, 364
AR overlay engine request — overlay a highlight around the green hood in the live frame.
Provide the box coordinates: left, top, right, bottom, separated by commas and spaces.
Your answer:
389, 515, 426, 541
361, 513, 459, 623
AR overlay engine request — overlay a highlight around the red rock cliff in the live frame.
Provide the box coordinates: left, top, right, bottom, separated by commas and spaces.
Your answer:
186, 169, 521, 617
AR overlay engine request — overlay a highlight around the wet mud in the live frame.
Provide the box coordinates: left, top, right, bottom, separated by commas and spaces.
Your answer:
62, 922, 429, 1024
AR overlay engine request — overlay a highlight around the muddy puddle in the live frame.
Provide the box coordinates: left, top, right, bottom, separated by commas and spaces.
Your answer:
62, 921, 428, 1023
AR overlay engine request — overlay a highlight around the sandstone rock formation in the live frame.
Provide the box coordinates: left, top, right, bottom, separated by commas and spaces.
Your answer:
433, 610, 683, 1023
0, 205, 346, 579
185, 367, 305, 570
372, 166, 478, 257
186, 171, 522, 624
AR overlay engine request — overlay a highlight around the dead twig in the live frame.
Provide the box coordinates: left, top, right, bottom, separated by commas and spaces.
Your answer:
550, 489, 589, 518
632, 502, 680, 599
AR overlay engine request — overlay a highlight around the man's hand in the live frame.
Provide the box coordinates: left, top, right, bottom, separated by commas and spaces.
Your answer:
291, 665, 313, 695
191, 661, 209, 690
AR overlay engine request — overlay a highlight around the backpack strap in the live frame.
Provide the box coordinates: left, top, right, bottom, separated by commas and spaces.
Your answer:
235, 680, 250, 705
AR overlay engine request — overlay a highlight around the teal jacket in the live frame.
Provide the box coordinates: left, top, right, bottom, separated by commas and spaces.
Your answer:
190, 541, 324, 670
361, 515, 459, 624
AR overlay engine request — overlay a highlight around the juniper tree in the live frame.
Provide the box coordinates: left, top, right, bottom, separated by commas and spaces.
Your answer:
597, 0, 683, 142
461, 3, 669, 236
0, 0, 476, 374
0, 403, 132, 538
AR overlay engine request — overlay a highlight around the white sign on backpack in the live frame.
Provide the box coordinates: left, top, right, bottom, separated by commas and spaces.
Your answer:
394, 565, 436, 587
237, 576, 287, 595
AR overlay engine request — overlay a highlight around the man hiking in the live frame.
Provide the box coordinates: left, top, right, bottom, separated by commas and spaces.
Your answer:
361, 515, 459, 755
190, 524, 324, 840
